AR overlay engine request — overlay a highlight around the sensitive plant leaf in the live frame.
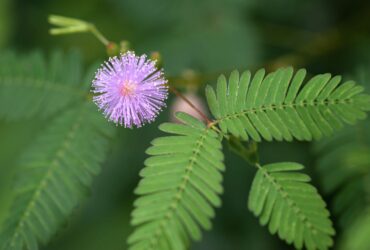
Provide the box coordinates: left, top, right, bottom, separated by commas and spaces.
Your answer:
128, 112, 224, 250
248, 162, 335, 250
0, 102, 114, 250
0, 50, 87, 120
340, 210, 370, 250
48, 15, 90, 35
313, 66, 370, 236
314, 117, 370, 228
206, 68, 370, 142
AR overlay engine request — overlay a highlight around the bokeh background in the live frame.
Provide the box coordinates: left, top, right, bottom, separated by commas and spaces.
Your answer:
0, 0, 369, 249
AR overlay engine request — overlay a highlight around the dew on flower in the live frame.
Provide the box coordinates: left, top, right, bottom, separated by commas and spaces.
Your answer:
91, 51, 168, 128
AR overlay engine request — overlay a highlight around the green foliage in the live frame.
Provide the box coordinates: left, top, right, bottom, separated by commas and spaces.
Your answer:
340, 209, 370, 250
0, 103, 114, 250
128, 67, 370, 249
0, 50, 115, 250
1, 46, 369, 250
314, 118, 370, 229
0, 50, 87, 120
128, 112, 224, 250
313, 68, 370, 249
0, 0, 11, 48
248, 162, 334, 250
206, 68, 370, 141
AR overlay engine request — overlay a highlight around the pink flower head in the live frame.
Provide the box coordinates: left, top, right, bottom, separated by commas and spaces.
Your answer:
92, 51, 168, 128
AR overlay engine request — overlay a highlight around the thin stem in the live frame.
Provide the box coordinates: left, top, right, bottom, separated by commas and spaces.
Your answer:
227, 136, 259, 166
168, 85, 212, 125
89, 24, 110, 46
210, 124, 229, 138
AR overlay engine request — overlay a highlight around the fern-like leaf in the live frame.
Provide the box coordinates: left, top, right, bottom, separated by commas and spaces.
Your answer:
340, 209, 370, 250
314, 117, 370, 228
0, 50, 87, 120
0, 102, 114, 250
206, 68, 370, 141
248, 162, 334, 250
128, 112, 224, 250
313, 68, 370, 249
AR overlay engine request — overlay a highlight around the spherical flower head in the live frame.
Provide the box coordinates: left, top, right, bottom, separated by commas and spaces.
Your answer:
92, 51, 168, 128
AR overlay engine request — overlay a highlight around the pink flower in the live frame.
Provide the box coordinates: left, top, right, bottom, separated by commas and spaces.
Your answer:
92, 51, 168, 128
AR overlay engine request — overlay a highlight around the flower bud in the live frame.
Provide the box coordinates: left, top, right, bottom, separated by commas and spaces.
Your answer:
150, 51, 162, 68
120, 40, 130, 54
106, 42, 120, 57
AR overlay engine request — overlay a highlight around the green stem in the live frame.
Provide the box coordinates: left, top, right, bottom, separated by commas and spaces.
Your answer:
227, 136, 259, 166
89, 24, 110, 46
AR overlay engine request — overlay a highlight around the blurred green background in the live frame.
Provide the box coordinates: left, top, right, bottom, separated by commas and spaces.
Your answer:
0, 0, 370, 249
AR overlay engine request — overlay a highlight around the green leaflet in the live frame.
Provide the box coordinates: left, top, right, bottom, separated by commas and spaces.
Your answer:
128, 112, 224, 250
248, 162, 335, 250
205, 68, 370, 141
314, 117, 370, 229
340, 210, 370, 250
0, 103, 114, 250
0, 50, 87, 120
